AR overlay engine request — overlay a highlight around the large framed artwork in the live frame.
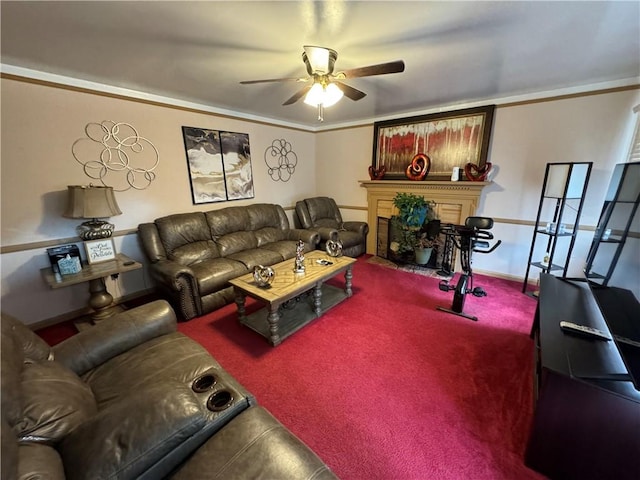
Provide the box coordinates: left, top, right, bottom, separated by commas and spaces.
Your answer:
372, 105, 495, 180
181, 127, 255, 204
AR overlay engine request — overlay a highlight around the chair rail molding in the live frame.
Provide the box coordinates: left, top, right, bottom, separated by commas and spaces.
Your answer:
359, 180, 490, 255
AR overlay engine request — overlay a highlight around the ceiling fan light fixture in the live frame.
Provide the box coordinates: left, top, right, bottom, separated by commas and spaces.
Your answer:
303, 82, 343, 107
303, 83, 324, 106
303, 45, 337, 74
323, 83, 343, 107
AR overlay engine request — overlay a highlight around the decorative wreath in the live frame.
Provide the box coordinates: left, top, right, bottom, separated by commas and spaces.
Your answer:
405, 153, 431, 181
368, 165, 386, 180
464, 162, 492, 181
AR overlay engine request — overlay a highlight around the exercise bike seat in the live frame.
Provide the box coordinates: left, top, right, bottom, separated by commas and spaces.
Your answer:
465, 216, 494, 230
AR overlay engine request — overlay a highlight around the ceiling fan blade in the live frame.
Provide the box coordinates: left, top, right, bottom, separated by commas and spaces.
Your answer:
334, 81, 367, 101
337, 60, 405, 79
283, 85, 313, 105
240, 77, 305, 85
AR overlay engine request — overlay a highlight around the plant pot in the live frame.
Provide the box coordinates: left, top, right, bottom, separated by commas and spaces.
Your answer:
406, 206, 427, 227
415, 247, 433, 265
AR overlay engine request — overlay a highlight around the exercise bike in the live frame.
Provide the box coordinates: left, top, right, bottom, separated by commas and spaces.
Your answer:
437, 217, 501, 321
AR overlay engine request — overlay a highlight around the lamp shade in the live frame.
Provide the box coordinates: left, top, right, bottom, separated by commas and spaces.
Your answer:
304, 82, 344, 107
304, 83, 325, 107
63, 185, 122, 219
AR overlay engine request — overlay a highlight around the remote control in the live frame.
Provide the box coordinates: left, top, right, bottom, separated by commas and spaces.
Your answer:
559, 321, 611, 341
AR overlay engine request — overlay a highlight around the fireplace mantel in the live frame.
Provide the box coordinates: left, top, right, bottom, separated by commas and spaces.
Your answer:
359, 180, 490, 255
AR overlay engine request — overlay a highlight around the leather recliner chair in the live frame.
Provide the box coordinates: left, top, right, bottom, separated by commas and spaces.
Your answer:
295, 197, 369, 257
1, 301, 337, 480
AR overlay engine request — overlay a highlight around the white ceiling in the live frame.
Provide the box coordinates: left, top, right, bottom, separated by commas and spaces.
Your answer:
1, 1, 639, 130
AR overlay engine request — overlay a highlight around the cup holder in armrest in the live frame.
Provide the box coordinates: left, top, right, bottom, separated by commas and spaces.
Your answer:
207, 390, 234, 412
192, 373, 217, 393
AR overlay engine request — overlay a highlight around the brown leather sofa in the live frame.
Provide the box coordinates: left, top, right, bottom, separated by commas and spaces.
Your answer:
295, 197, 369, 257
1, 301, 338, 480
138, 203, 319, 320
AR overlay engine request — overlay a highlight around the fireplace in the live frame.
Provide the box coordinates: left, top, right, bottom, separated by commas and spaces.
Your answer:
360, 180, 490, 256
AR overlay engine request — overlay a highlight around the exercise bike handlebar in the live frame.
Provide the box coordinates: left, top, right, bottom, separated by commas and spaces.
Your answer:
474, 239, 502, 254
441, 223, 501, 254
468, 229, 501, 254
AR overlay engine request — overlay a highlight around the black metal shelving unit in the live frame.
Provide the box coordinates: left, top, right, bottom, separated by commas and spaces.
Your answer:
522, 162, 592, 294
584, 161, 640, 285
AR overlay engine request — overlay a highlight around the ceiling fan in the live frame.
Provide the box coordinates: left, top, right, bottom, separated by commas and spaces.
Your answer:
240, 45, 405, 120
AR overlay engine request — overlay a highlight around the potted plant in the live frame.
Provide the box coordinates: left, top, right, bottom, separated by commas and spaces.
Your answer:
392, 192, 431, 227
414, 231, 437, 265
389, 193, 438, 262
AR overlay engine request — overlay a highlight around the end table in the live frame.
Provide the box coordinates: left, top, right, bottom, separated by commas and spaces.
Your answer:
41, 253, 142, 328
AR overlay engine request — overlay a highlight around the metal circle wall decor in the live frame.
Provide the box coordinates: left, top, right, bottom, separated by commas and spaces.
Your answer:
405, 153, 431, 181
72, 120, 159, 191
264, 139, 297, 182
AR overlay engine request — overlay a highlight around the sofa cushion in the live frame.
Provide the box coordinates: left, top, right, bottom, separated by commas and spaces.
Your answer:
156, 213, 211, 255
227, 248, 284, 270
1, 312, 52, 363
304, 197, 342, 226
254, 226, 287, 246
18, 442, 66, 480
206, 207, 251, 237
260, 241, 307, 260
169, 406, 338, 480
247, 203, 289, 230
59, 381, 204, 480
17, 361, 97, 444
81, 332, 218, 409
216, 231, 258, 257
1, 417, 18, 480
52, 300, 178, 377
170, 240, 219, 266
314, 218, 341, 229
191, 258, 249, 295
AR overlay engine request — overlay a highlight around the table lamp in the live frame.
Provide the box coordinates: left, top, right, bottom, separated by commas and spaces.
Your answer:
63, 185, 122, 240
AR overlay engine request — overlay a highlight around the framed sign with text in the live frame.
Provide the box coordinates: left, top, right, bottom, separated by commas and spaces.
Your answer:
84, 239, 116, 264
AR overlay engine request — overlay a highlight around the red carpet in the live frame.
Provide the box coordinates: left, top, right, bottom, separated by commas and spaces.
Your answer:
39, 255, 544, 479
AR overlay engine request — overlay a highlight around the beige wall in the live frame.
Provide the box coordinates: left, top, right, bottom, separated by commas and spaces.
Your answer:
315, 125, 372, 223
1, 78, 317, 324
315, 89, 640, 288
2, 76, 639, 325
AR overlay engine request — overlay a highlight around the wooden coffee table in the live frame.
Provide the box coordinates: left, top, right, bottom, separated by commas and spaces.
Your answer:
229, 250, 356, 346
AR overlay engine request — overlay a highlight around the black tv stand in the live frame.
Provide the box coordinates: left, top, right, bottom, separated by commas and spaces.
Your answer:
526, 274, 640, 479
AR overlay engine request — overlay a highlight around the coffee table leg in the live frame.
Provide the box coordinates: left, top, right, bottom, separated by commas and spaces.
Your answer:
267, 303, 282, 346
234, 289, 247, 322
313, 283, 322, 316
345, 266, 353, 297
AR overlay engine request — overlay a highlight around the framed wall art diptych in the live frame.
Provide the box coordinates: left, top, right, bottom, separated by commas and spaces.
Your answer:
181, 127, 255, 204
372, 105, 495, 180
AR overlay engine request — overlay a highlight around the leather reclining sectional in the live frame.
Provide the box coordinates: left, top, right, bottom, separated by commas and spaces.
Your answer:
138, 203, 319, 320
1, 300, 338, 479
295, 197, 368, 258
